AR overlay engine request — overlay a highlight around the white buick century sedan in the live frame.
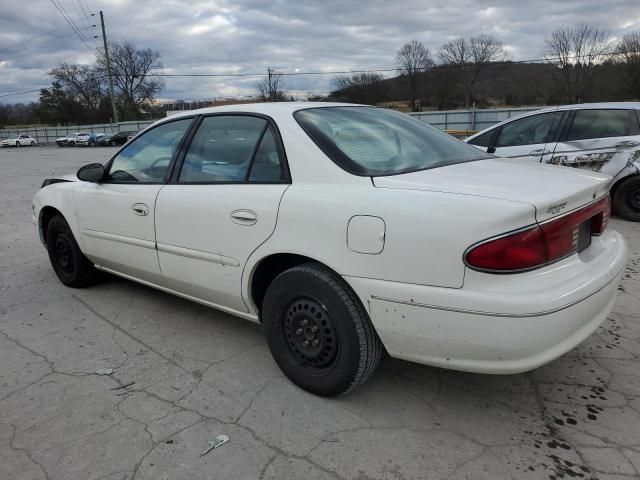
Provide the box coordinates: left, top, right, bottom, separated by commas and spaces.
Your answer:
32, 103, 628, 396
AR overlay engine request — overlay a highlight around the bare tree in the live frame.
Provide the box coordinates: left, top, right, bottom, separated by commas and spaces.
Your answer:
396, 40, 434, 111
544, 24, 611, 103
439, 35, 506, 107
50, 63, 104, 113
333, 72, 388, 105
96, 41, 165, 117
616, 31, 640, 99
257, 68, 285, 101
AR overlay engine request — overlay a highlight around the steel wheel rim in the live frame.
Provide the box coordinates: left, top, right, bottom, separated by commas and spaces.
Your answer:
55, 234, 74, 274
283, 297, 339, 372
629, 187, 640, 212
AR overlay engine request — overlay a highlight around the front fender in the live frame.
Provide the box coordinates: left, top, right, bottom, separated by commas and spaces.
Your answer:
33, 181, 84, 250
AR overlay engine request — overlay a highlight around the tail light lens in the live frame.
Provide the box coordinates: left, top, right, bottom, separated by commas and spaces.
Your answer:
465, 195, 610, 273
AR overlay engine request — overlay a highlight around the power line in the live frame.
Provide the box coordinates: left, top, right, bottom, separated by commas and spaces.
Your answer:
2, 49, 639, 100
1, 26, 96, 62
48, 0, 95, 54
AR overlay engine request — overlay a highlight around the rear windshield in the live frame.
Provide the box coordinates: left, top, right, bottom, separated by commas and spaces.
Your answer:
294, 106, 490, 176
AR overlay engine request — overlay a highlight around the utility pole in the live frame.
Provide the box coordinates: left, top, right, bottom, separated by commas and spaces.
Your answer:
99, 11, 118, 125
267, 67, 272, 101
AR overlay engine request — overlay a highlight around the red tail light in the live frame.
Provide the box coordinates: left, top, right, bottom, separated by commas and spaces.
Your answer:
465, 195, 610, 273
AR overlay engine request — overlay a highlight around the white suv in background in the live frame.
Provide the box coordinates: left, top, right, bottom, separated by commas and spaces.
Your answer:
465, 103, 640, 221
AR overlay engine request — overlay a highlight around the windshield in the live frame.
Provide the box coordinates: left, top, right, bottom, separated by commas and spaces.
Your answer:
294, 106, 490, 176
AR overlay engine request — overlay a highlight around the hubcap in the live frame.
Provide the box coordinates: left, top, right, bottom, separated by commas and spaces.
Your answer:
55, 234, 74, 274
284, 298, 338, 369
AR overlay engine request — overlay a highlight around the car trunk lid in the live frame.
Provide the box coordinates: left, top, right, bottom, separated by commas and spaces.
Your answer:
372, 158, 612, 222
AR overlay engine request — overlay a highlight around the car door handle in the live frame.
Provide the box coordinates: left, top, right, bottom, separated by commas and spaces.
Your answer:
230, 209, 257, 226
614, 140, 640, 149
529, 149, 551, 156
132, 203, 149, 216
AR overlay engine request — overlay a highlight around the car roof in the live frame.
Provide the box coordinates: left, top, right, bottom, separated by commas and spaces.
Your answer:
162, 102, 364, 122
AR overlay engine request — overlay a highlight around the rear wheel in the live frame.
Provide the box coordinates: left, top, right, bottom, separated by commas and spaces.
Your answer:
262, 263, 382, 396
614, 176, 640, 222
16, 141, 21, 147
46, 215, 97, 287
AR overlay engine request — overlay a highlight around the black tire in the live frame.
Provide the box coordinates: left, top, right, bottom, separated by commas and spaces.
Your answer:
16, 142, 21, 147
69, 142, 75, 147
614, 176, 640, 222
110, 140, 116, 147
30, 141, 35, 146
262, 263, 382, 396
88, 140, 95, 147
46, 215, 97, 287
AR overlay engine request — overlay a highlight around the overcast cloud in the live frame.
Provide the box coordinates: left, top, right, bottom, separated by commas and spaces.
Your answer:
1, 0, 639, 103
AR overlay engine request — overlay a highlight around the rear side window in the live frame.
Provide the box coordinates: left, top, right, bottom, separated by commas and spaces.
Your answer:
567, 109, 640, 141
494, 112, 561, 147
178, 115, 287, 183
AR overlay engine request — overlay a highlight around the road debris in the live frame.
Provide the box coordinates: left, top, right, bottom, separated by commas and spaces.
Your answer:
95, 368, 114, 376
200, 435, 229, 457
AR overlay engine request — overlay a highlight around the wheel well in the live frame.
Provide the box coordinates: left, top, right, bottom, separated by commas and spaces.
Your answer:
611, 174, 639, 200
40, 206, 63, 244
250, 253, 326, 316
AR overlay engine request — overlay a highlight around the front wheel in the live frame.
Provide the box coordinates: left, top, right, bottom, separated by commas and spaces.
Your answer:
46, 215, 98, 287
30, 141, 35, 146
262, 263, 382, 396
614, 176, 640, 222
16, 142, 21, 147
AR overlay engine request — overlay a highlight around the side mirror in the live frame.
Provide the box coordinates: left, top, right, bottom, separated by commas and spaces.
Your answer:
487, 145, 496, 154
77, 163, 105, 182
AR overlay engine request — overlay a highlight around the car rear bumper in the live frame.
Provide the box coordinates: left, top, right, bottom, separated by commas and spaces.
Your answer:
344, 230, 628, 374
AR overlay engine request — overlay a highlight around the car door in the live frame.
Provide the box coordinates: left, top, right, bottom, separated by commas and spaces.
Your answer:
155, 114, 290, 312
549, 108, 640, 175
75, 117, 194, 284
487, 109, 565, 162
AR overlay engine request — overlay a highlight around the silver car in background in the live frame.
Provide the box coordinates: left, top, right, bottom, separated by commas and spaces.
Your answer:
465, 102, 640, 221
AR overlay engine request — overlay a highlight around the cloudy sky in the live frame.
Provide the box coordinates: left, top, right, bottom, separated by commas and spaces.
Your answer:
1, 0, 639, 104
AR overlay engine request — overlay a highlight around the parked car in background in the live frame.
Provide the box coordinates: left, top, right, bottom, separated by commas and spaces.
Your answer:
56, 132, 91, 147
76, 133, 106, 147
98, 131, 137, 146
1, 135, 37, 147
465, 102, 640, 221
33, 103, 627, 396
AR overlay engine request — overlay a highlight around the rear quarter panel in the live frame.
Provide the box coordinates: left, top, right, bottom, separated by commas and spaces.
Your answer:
243, 183, 536, 311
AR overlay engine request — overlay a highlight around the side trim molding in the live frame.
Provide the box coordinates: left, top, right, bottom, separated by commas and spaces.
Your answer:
157, 242, 240, 267
81, 229, 156, 250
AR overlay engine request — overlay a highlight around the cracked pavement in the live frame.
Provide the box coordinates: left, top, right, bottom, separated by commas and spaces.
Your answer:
1, 146, 639, 480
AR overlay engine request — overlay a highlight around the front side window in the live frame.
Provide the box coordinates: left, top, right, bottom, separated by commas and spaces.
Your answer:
494, 112, 560, 148
467, 129, 495, 147
107, 118, 193, 183
294, 107, 489, 176
178, 116, 286, 183
567, 109, 640, 141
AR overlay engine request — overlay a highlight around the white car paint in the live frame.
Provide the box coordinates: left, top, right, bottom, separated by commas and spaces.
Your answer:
464, 102, 640, 204
32, 102, 628, 375
1, 135, 37, 146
